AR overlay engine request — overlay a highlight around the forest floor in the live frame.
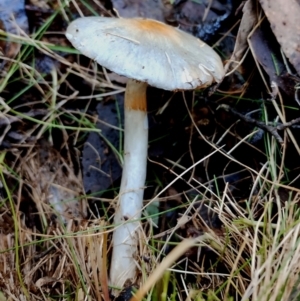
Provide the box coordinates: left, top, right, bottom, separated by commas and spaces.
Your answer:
0, 0, 300, 300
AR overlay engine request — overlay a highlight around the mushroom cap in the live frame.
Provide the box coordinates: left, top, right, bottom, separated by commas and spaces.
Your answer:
66, 17, 224, 91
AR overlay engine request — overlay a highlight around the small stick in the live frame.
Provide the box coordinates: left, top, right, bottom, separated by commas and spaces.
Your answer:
218, 104, 300, 144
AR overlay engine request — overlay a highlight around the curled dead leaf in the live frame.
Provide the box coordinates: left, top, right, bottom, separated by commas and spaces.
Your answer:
35, 277, 61, 288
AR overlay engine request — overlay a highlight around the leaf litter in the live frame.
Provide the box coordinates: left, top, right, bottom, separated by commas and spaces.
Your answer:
1, 0, 300, 300
258, 0, 300, 75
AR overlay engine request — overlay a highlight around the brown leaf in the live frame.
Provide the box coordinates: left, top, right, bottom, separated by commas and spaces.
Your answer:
259, 0, 300, 75
225, 0, 257, 73
249, 22, 299, 98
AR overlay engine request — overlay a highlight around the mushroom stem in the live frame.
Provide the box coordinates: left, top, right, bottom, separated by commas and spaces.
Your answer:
110, 79, 148, 289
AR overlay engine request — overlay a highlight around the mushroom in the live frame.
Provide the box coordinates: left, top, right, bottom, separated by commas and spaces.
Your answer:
66, 16, 224, 290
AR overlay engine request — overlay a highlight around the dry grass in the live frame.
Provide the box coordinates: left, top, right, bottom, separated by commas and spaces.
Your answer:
0, 1, 300, 301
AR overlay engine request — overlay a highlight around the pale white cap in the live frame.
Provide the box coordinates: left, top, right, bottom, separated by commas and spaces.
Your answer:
66, 17, 224, 91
